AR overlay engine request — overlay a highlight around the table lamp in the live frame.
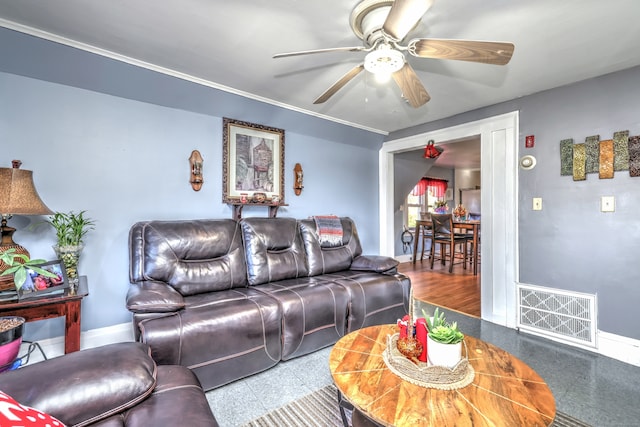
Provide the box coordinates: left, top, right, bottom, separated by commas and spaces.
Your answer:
0, 160, 53, 289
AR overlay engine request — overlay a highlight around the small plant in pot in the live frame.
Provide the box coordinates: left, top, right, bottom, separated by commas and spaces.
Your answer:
47, 211, 95, 284
424, 307, 465, 368
0, 248, 57, 292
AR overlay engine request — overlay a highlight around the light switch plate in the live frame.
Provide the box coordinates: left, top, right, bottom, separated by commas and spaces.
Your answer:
532, 197, 542, 211
601, 196, 615, 212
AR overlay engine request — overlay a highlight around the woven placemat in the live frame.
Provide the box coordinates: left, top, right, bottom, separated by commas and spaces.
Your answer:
383, 333, 475, 390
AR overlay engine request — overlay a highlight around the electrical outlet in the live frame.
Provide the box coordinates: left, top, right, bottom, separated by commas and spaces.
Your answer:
532, 197, 542, 211
601, 196, 615, 212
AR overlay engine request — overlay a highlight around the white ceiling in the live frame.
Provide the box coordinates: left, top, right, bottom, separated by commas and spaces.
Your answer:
1, 0, 640, 135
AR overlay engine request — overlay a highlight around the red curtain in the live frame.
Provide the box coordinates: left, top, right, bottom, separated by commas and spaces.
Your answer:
411, 178, 447, 198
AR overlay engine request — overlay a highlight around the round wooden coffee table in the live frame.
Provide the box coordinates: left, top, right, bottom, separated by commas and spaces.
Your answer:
329, 324, 556, 426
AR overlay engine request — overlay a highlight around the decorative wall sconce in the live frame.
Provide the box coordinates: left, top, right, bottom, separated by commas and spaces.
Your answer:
423, 139, 443, 159
293, 163, 304, 196
189, 150, 204, 191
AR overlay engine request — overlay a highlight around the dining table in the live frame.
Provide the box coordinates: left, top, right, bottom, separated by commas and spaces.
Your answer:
412, 218, 480, 275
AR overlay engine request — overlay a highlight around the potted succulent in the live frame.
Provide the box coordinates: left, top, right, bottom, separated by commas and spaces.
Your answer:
0, 248, 57, 291
47, 211, 95, 284
424, 307, 465, 368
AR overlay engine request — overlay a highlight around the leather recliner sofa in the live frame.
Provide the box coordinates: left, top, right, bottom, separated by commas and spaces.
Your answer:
0, 342, 218, 426
126, 217, 410, 391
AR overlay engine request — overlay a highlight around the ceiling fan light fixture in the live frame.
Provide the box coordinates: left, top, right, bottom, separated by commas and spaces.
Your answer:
364, 46, 405, 77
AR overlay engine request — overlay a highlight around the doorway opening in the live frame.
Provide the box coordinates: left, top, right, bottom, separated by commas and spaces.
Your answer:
379, 112, 519, 327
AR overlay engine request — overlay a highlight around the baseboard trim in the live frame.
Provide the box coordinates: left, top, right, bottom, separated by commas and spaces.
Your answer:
20, 322, 135, 364
395, 254, 412, 263
598, 331, 640, 367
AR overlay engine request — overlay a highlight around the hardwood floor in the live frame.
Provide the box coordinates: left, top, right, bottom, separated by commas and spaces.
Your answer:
398, 256, 481, 318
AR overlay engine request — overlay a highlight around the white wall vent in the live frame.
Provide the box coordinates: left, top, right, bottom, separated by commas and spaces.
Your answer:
517, 284, 597, 348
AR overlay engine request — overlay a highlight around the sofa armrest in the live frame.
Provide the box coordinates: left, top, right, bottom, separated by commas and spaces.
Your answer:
350, 255, 399, 273
0, 343, 157, 427
126, 281, 185, 313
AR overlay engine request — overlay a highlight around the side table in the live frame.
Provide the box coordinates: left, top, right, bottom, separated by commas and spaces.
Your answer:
0, 276, 89, 354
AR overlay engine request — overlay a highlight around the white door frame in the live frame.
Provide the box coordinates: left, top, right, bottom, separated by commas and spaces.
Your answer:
379, 111, 519, 327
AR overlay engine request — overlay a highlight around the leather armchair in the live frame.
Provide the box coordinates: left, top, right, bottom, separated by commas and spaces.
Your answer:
0, 342, 217, 427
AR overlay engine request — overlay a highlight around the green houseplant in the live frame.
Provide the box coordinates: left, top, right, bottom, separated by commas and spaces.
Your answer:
48, 211, 95, 247
0, 248, 56, 291
47, 211, 95, 283
424, 307, 464, 344
423, 307, 465, 368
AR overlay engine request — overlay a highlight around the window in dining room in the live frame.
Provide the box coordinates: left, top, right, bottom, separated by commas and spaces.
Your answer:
405, 178, 448, 229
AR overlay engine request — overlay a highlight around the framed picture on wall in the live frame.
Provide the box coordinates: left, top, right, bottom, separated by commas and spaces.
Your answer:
222, 118, 285, 204
445, 188, 453, 200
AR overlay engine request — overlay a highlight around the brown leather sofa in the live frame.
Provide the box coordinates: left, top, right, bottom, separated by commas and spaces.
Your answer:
0, 342, 218, 426
126, 217, 410, 391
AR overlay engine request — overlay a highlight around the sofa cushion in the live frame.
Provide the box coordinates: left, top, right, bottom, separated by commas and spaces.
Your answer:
319, 270, 411, 332
251, 277, 350, 359
90, 366, 219, 427
240, 217, 308, 286
350, 255, 399, 273
298, 217, 363, 276
126, 281, 185, 313
138, 288, 282, 390
0, 343, 157, 427
129, 219, 247, 295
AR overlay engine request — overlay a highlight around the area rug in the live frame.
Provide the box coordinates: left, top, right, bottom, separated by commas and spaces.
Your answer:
242, 384, 591, 427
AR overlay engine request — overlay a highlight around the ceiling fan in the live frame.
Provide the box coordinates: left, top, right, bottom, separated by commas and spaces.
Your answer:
273, 0, 515, 108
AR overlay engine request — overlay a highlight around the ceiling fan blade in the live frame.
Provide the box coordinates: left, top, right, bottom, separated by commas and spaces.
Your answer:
273, 46, 367, 59
409, 38, 515, 65
383, 0, 434, 41
392, 62, 430, 108
314, 64, 365, 104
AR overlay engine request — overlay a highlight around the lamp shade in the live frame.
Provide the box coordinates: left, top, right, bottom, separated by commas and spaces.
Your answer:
0, 164, 53, 292
0, 167, 53, 216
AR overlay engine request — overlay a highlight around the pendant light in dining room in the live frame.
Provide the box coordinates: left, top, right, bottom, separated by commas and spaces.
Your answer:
423, 140, 443, 159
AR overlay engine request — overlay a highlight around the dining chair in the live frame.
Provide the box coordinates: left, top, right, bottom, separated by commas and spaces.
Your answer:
417, 212, 433, 262
430, 213, 471, 273
460, 215, 481, 267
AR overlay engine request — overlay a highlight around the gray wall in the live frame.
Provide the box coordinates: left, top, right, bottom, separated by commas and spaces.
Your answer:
0, 28, 384, 341
392, 156, 431, 256
388, 65, 640, 340
392, 162, 453, 256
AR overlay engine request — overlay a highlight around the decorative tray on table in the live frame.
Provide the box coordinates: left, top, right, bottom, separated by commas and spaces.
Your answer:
383, 333, 475, 390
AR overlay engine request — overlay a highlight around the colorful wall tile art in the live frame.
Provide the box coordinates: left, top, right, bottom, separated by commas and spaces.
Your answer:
559, 130, 638, 179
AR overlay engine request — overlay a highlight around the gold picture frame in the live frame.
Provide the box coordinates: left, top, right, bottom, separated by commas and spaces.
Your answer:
222, 118, 285, 203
